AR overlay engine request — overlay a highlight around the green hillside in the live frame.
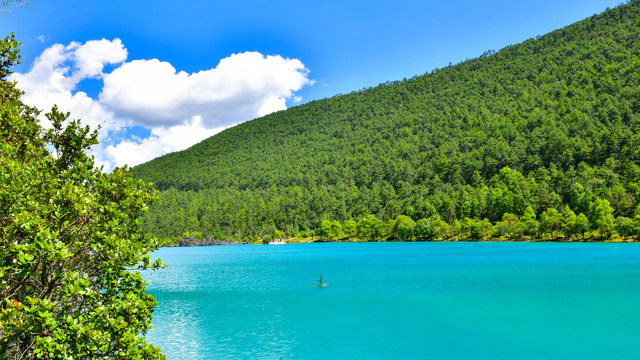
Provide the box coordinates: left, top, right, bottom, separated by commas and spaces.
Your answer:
134, 1, 640, 242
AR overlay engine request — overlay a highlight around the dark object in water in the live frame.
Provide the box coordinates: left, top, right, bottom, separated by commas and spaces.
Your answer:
172, 236, 249, 247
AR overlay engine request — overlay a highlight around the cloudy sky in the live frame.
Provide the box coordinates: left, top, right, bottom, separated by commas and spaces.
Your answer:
1, 0, 622, 170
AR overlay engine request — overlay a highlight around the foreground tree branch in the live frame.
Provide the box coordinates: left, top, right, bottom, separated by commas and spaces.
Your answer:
0, 34, 166, 360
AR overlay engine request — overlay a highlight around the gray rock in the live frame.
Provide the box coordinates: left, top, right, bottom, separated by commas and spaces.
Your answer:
176, 236, 249, 247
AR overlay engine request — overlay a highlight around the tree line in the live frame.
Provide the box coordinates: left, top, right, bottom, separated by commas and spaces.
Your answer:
316, 201, 640, 242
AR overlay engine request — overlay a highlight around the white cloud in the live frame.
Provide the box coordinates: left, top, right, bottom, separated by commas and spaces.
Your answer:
11, 39, 313, 170
257, 96, 287, 117
100, 52, 311, 128
72, 38, 127, 80
37, 35, 46, 43
103, 116, 228, 168
11, 39, 128, 136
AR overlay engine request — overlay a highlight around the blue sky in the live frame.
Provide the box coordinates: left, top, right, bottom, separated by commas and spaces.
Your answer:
1, 0, 624, 169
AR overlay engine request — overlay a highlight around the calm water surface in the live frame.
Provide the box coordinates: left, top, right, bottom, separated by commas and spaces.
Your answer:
143, 242, 640, 360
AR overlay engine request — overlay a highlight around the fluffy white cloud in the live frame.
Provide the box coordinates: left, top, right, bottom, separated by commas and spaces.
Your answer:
11, 39, 313, 170
72, 38, 128, 80
103, 116, 227, 168
11, 39, 128, 136
100, 52, 311, 128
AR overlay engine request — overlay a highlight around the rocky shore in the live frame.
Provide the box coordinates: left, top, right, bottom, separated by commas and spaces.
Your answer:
169, 236, 250, 247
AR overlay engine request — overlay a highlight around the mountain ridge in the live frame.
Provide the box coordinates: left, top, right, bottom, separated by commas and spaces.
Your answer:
134, 1, 640, 241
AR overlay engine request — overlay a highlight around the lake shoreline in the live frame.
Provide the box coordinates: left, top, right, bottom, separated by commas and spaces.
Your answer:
165, 237, 251, 247
164, 235, 637, 247
288, 237, 638, 244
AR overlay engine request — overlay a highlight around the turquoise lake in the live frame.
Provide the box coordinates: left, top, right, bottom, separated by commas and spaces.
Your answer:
143, 242, 640, 359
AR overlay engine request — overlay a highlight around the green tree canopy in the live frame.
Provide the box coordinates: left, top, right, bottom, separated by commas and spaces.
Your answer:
357, 215, 387, 241
132, 2, 640, 242
330, 220, 342, 239
574, 213, 591, 240
615, 217, 637, 239
498, 213, 521, 239
317, 220, 332, 240
0, 35, 164, 360
393, 215, 416, 240
540, 208, 562, 238
343, 219, 357, 238
591, 198, 615, 238
561, 206, 578, 239
520, 206, 539, 237
634, 205, 640, 238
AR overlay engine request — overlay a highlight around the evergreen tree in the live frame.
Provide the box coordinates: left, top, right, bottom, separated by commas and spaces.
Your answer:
561, 206, 578, 239
574, 213, 591, 240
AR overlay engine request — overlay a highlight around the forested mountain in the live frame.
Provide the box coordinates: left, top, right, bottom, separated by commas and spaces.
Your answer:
134, 1, 640, 242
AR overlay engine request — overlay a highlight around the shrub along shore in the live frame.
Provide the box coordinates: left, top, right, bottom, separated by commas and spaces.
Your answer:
168, 201, 639, 246
304, 203, 640, 243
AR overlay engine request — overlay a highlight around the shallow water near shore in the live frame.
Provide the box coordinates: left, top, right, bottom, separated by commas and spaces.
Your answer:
143, 242, 640, 360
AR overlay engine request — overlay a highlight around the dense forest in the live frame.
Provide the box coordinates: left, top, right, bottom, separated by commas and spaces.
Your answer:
134, 1, 640, 243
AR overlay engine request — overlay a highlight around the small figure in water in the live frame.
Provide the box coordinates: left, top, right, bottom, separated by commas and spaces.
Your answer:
317, 274, 327, 287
